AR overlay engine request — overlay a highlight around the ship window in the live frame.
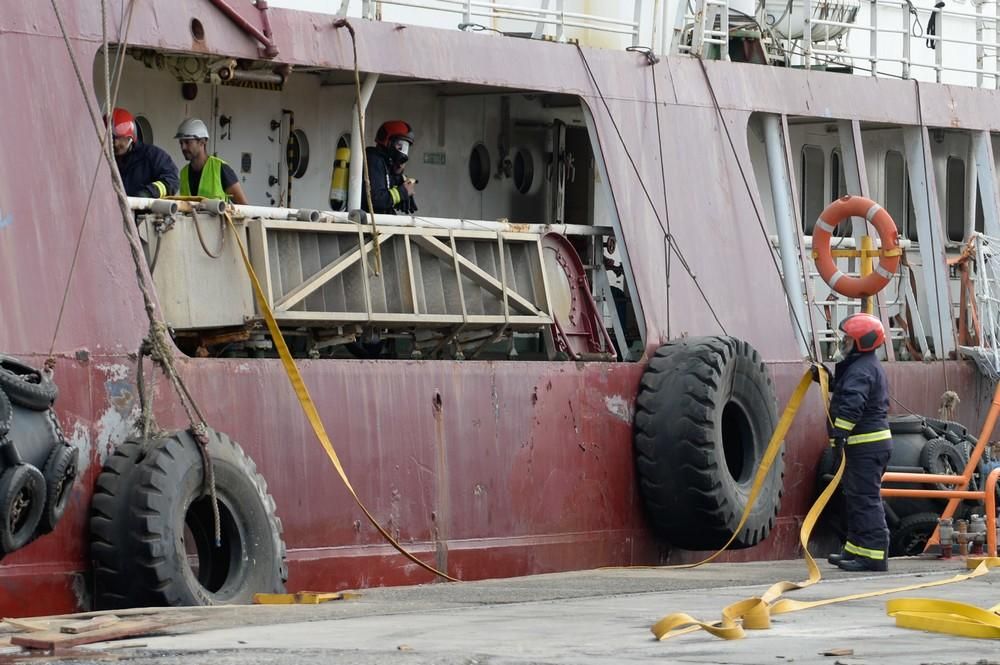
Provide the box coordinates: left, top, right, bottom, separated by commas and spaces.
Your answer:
884, 151, 908, 237
513, 149, 534, 195
134, 115, 153, 145
831, 149, 847, 200
946, 157, 966, 242
469, 143, 490, 191
976, 188, 985, 234
801, 145, 825, 234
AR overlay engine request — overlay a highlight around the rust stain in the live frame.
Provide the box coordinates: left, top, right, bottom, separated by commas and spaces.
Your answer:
432, 390, 449, 575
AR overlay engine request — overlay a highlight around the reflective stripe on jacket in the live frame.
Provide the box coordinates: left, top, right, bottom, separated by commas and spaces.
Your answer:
828, 350, 891, 445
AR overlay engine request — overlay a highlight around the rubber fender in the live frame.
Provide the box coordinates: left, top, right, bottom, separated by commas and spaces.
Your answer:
0, 356, 58, 411
90, 430, 286, 607
634, 336, 782, 550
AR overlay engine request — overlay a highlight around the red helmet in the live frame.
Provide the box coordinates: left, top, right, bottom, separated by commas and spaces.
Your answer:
107, 107, 137, 141
839, 313, 885, 352
375, 120, 414, 163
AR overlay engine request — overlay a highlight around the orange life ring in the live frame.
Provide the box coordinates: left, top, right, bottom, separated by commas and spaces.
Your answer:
812, 195, 900, 298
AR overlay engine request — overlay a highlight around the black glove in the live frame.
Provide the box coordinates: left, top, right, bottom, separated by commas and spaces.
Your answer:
810, 364, 829, 385
832, 436, 847, 452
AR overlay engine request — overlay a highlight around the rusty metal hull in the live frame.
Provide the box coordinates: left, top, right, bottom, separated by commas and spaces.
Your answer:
0, 4, 992, 616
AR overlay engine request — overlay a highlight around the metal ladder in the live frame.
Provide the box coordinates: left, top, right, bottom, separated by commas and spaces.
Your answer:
675, 0, 731, 60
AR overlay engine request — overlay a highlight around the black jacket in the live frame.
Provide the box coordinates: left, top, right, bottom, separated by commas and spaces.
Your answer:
360, 146, 417, 214
116, 142, 179, 198
828, 350, 890, 441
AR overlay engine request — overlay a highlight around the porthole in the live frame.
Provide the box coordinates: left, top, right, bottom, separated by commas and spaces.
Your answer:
469, 143, 490, 191
287, 128, 310, 178
134, 115, 154, 145
191, 19, 205, 42
513, 148, 534, 195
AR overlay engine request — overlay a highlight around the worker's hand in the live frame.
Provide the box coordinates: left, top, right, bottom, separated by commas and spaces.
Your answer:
810, 363, 829, 385
831, 435, 847, 452
403, 178, 416, 196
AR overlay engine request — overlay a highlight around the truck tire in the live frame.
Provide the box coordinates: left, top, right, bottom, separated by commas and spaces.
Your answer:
0, 356, 58, 411
634, 337, 782, 550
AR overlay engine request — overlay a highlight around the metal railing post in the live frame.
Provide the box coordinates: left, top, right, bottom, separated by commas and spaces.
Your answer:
463, 0, 472, 27
976, 0, 985, 87
803, 0, 813, 69
556, 0, 565, 43
633, 0, 643, 48
869, 0, 878, 77
934, 3, 944, 83
996, 0, 1000, 89
902, 0, 911, 79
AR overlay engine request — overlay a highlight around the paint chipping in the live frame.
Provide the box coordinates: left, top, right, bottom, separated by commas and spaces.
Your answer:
96, 363, 131, 382
66, 421, 93, 476
605, 395, 633, 424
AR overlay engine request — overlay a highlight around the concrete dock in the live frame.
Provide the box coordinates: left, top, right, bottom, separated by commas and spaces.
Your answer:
6, 557, 998, 664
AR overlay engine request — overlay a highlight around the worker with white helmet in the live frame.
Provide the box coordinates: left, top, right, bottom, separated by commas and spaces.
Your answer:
174, 118, 248, 204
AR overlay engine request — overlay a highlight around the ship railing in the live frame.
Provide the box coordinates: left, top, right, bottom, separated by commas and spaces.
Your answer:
358, 0, 642, 46
798, 0, 1000, 88
676, 1, 1000, 90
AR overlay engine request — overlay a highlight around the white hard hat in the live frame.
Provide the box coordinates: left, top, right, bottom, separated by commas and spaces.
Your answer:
174, 118, 210, 140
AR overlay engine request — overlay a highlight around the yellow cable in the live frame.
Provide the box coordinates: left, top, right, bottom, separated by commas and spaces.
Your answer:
652, 368, 998, 641
226, 213, 457, 582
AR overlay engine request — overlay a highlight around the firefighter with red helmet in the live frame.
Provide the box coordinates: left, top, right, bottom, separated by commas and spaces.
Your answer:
821, 313, 893, 572
362, 120, 417, 215
106, 108, 179, 199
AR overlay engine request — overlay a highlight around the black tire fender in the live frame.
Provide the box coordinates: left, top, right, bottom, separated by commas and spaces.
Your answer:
919, 438, 966, 491
889, 512, 940, 557
634, 336, 782, 550
90, 440, 158, 609
124, 429, 286, 606
0, 356, 58, 411
38, 443, 79, 534
0, 463, 46, 556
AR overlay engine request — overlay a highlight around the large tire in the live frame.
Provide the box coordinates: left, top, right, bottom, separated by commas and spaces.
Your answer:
0, 356, 58, 411
0, 464, 46, 555
634, 337, 782, 550
37, 443, 79, 534
90, 440, 158, 609
889, 512, 939, 557
919, 438, 965, 491
113, 429, 286, 606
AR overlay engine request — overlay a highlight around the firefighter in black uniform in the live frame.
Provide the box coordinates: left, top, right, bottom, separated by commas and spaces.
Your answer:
361, 120, 417, 215
107, 108, 179, 199
821, 313, 893, 572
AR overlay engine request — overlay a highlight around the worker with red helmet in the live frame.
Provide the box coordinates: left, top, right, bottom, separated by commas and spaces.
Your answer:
361, 120, 417, 215
107, 108, 178, 199
820, 312, 893, 572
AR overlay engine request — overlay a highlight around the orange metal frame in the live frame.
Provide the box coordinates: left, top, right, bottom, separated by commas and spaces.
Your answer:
880, 381, 1000, 557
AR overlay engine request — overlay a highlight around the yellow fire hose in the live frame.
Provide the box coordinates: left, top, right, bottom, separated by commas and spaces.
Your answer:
651, 369, 1000, 641
223, 212, 999, 636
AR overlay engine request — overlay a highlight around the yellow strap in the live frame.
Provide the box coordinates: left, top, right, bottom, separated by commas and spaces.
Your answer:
225, 213, 457, 582
652, 368, 998, 641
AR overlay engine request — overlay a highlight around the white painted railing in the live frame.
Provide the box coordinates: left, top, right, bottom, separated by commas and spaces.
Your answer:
358, 0, 643, 45
673, 1, 1000, 90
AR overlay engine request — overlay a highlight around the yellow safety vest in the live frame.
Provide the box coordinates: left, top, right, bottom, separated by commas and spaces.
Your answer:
180, 156, 229, 200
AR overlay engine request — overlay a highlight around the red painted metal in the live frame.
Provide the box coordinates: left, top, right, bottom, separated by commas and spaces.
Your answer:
209, 0, 279, 57
0, 2, 992, 618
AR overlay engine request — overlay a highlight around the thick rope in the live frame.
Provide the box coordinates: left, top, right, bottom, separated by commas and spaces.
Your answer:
50, 0, 221, 545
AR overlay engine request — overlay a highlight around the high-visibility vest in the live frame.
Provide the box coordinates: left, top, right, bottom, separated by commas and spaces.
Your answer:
180, 155, 228, 200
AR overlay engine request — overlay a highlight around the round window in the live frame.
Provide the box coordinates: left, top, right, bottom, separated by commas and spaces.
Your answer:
286, 128, 310, 178
134, 115, 154, 145
513, 149, 534, 195
469, 143, 490, 191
